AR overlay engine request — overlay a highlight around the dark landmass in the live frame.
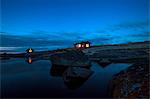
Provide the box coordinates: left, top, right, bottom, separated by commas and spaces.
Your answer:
0, 41, 149, 98
1, 41, 149, 62
81, 41, 149, 98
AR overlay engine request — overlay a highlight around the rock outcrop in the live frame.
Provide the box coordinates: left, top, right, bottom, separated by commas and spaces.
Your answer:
50, 50, 91, 68
109, 62, 149, 98
95, 58, 112, 67
63, 67, 93, 90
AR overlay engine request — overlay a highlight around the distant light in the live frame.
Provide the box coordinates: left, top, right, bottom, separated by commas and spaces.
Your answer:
82, 44, 84, 47
86, 44, 90, 48
26, 48, 34, 53
74, 41, 91, 49
29, 48, 33, 53
78, 44, 81, 48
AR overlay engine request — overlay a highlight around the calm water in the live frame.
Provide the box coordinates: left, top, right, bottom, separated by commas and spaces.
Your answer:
1, 58, 131, 98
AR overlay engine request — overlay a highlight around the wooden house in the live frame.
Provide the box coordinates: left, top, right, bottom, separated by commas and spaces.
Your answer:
74, 41, 91, 49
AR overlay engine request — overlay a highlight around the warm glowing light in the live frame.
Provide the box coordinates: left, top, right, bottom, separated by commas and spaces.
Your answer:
29, 48, 32, 53
28, 57, 32, 63
78, 44, 81, 48
82, 44, 84, 47
86, 44, 90, 47
74, 42, 90, 49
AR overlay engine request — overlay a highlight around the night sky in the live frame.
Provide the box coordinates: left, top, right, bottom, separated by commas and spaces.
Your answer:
1, 0, 149, 51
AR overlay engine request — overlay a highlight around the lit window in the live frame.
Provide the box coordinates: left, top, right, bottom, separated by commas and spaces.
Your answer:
86, 44, 90, 47
82, 44, 84, 47
78, 44, 81, 48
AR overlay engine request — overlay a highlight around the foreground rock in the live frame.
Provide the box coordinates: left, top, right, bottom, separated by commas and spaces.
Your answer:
95, 58, 112, 67
63, 67, 93, 90
49, 64, 93, 90
50, 50, 91, 68
109, 62, 149, 98
63, 67, 93, 79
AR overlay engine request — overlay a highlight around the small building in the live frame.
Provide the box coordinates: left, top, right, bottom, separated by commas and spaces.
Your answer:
74, 41, 91, 49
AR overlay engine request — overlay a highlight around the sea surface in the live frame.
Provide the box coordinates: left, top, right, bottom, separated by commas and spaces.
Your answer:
1, 58, 131, 98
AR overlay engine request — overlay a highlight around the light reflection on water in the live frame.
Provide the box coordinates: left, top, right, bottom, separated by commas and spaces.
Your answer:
1, 58, 131, 98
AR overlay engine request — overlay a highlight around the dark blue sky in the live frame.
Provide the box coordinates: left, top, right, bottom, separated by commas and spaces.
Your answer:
1, 0, 149, 51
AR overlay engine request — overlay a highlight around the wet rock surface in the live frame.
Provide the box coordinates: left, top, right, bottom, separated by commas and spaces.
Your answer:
63, 67, 93, 80
63, 67, 94, 90
94, 58, 112, 67
49, 65, 94, 90
50, 50, 91, 68
110, 62, 149, 98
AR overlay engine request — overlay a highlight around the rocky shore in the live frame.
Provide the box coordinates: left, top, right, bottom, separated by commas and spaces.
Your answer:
109, 62, 149, 98
0, 41, 149, 98
83, 41, 149, 64
49, 41, 149, 97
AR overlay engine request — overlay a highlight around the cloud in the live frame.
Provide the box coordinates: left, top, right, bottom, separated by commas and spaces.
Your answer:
88, 37, 112, 44
130, 31, 150, 37
0, 33, 74, 47
1, 20, 149, 51
30, 31, 84, 41
0, 47, 22, 51
110, 20, 149, 31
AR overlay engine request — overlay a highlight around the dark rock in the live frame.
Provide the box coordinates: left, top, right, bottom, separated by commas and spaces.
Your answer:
50, 50, 91, 68
96, 58, 112, 67
63, 67, 93, 90
109, 63, 149, 98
